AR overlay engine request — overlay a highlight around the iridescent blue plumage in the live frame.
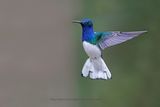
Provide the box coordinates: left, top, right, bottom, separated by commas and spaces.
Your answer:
80, 19, 95, 43
73, 18, 147, 80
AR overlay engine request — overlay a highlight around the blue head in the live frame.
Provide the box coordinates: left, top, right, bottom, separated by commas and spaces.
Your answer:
73, 18, 93, 28
80, 18, 93, 27
73, 18, 94, 42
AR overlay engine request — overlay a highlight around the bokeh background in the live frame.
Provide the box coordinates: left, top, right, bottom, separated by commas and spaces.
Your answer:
0, 0, 159, 107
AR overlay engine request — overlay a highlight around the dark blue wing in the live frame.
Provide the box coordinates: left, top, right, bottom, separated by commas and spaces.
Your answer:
96, 31, 147, 50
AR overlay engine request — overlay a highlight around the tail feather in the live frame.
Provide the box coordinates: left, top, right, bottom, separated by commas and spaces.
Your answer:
81, 57, 111, 80
101, 58, 112, 79
81, 59, 92, 77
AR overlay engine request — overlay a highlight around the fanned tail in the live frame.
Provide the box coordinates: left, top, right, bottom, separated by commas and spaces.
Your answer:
81, 57, 111, 80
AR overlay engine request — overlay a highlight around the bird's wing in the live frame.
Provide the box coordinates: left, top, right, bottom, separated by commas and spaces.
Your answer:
95, 31, 147, 50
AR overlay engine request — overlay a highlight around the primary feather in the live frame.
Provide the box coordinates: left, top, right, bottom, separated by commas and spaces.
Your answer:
95, 31, 147, 50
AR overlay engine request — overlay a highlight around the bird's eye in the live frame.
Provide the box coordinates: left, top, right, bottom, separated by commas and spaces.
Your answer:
87, 22, 92, 27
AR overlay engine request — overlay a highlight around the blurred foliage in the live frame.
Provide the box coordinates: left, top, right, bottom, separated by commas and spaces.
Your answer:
74, 0, 160, 107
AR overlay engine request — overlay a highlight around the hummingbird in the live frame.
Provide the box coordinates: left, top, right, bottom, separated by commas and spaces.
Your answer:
73, 18, 147, 80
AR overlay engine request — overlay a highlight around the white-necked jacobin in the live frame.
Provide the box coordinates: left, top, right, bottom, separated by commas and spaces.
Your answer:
73, 18, 147, 80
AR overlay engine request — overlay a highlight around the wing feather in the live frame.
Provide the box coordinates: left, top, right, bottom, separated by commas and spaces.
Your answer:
98, 31, 147, 50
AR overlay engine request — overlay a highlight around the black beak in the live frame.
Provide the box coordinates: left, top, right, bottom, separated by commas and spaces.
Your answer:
72, 20, 82, 24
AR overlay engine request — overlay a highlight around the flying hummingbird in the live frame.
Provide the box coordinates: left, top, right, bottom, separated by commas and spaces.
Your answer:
73, 18, 147, 80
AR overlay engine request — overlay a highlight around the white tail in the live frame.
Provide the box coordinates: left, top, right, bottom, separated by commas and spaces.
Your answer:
81, 57, 111, 80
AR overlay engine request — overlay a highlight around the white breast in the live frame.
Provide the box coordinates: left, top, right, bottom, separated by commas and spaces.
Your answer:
83, 41, 101, 58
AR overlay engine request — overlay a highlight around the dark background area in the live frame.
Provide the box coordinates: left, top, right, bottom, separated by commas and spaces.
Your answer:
74, 0, 160, 107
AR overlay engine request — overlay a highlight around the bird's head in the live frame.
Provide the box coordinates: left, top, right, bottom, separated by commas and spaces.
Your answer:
73, 18, 93, 28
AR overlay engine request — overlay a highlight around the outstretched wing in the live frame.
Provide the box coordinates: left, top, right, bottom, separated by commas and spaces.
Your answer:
96, 31, 147, 50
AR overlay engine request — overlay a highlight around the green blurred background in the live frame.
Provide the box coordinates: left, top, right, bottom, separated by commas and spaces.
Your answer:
0, 0, 159, 107
74, 0, 160, 107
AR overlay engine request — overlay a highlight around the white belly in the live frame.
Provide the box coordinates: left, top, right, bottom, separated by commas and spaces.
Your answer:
83, 41, 101, 58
